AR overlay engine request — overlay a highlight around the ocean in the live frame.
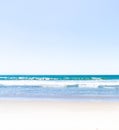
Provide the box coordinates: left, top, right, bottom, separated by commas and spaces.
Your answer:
0, 75, 119, 101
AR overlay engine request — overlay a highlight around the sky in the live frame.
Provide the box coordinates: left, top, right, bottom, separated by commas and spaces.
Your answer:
0, 0, 119, 74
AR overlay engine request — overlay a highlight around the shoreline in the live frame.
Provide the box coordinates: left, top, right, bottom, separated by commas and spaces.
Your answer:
0, 95, 119, 102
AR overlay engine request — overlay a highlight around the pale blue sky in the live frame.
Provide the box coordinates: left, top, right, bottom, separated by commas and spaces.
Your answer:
0, 0, 119, 74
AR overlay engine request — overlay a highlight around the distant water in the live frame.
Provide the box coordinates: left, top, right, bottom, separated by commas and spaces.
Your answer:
0, 75, 119, 101
0, 75, 119, 80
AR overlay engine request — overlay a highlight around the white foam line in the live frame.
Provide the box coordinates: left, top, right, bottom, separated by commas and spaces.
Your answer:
0, 80, 119, 88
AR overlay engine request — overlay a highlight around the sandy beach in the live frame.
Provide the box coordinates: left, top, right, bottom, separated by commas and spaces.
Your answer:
0, 100, 118, 130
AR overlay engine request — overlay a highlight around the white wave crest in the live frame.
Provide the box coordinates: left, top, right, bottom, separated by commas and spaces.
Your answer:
0, 80, 119, 88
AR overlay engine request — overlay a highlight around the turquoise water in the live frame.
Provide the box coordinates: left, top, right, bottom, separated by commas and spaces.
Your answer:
0, 75, 119, 101
0, 75, 119, 80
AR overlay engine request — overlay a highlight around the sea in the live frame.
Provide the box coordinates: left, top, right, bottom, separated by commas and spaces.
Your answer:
0, 75, 119, 101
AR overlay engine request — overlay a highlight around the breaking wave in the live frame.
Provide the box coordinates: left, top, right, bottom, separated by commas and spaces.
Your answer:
0, 80, 119, 89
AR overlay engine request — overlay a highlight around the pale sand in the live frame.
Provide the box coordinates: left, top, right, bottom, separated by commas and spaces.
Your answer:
0, 100, 119, 130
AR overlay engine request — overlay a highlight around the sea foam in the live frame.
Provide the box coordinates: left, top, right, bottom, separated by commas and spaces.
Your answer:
0, 80, 119, 89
